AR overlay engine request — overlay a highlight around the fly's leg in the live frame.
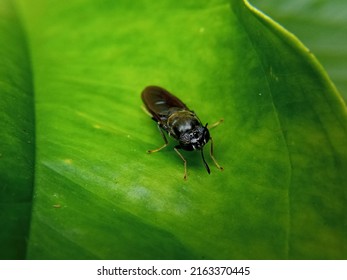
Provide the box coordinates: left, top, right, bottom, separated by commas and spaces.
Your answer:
207, 118, 224, 171
208, 118, 224, 129
147, 123, 169, 153
210, 137, 224, 171
174, 146, 188, 180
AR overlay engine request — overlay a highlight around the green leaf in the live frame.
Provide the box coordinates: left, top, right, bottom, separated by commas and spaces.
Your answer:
1, 0, 346, 259
250, 0, 347, 101
0, 0, 34, 259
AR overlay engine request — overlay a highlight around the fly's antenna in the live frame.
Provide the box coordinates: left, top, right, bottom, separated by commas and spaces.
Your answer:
201, 148, 211, 174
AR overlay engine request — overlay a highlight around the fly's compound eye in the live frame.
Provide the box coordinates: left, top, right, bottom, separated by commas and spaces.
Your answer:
190, 131, 200, 140
203, 127, 210, 142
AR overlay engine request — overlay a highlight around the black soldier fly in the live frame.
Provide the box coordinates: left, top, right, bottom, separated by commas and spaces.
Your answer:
141, 85, 223, 180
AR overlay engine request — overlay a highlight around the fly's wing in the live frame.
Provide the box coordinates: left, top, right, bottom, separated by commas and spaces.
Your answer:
141, 86, 189, 122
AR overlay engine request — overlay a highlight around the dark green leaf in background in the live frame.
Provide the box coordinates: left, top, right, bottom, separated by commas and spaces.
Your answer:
0, 0, 346, 259
0, 0, 34, 259
251, 0, 347, 101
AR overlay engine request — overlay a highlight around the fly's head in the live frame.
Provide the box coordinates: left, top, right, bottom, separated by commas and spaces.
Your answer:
179, 123, 210, 151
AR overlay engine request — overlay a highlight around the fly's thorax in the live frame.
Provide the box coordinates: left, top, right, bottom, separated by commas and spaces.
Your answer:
166, 110, 198, 138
